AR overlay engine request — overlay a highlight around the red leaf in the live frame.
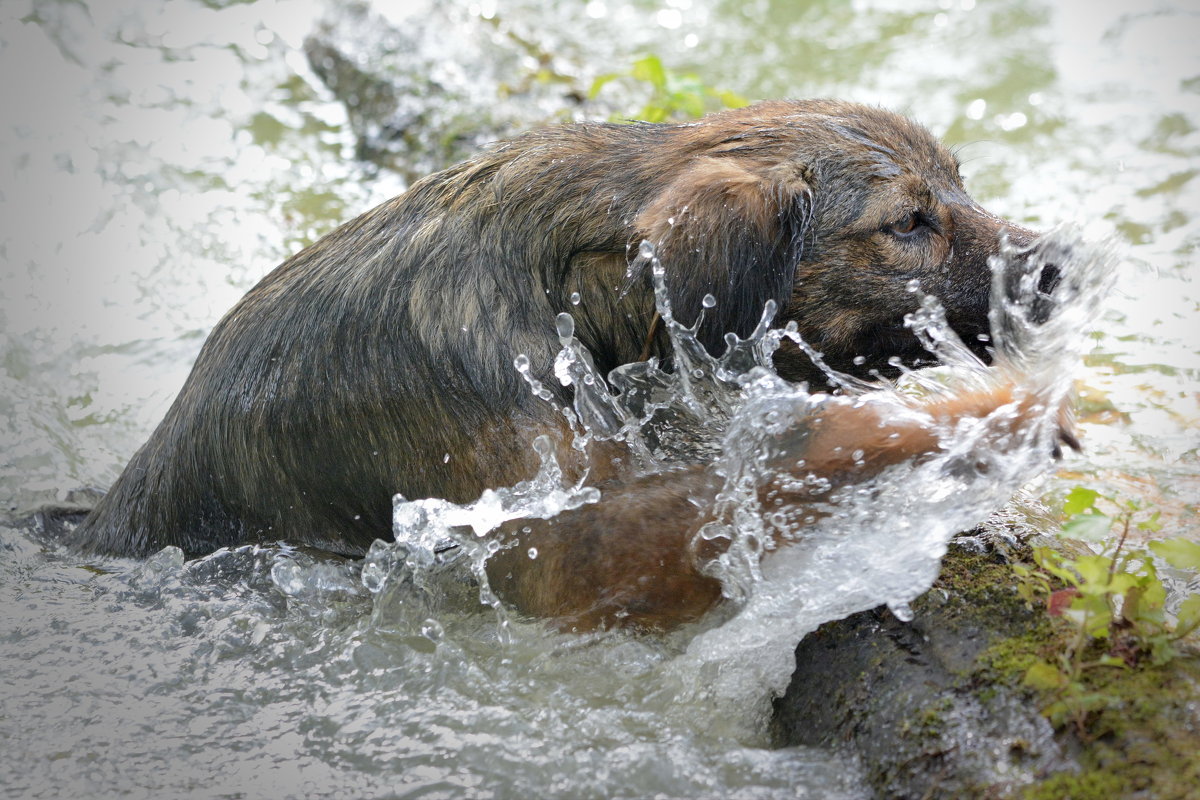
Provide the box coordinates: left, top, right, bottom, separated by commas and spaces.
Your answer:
1047, 588, 1080, 617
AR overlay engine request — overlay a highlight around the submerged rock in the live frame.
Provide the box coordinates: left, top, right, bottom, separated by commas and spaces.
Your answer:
303, 0, 593, 181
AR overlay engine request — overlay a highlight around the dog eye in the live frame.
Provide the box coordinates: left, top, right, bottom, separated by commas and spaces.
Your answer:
885, 211, 927, 238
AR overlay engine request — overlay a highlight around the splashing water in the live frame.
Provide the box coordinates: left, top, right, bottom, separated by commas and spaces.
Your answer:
369, 224, 1118, 735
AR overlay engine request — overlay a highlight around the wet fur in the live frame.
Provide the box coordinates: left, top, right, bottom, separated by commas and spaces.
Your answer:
73, 100, 1045, 628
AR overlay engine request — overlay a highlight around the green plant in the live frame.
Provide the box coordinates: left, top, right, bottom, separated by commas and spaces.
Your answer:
589, 55, 747, 122
1012, 487, 1200, 733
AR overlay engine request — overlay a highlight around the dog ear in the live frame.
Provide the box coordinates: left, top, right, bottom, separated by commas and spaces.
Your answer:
633, 157, 813, 355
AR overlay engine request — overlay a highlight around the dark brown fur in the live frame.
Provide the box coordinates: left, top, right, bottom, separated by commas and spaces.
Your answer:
72, 100, 1046, 628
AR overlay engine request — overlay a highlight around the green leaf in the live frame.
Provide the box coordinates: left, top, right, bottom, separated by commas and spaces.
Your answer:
1149, 636, 1178, 666
667, 73, 704, 94
638, 103, 668, 123
1031, 546, 1057, 567
1041, 561, 1080, 587
1073, 692, 1117, 713
1061, 513, 1113, 542
1023, 661, 1068, 690
1107, 572, 1141, 595
680, 94, 706, 119
1136, 510, 1163, 533
1033, 546, 1068, 571
1082, 608, 1114, 639
1175, 594, 1200, 636
1063, 487, 1100, 516
1122, 584, 1144, 622
631, 55, 667, 90
1073, 554, 1113, 587
1044, 699, 1073, 727
1148, 538, 1200, 571
1141, 579, 1168, 614
1093, 654, 1129, 669
713, 89, 749, 108
588, 73, 620, 99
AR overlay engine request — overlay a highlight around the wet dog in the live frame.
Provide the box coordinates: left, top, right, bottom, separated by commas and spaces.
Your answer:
71, 100, 1053, 628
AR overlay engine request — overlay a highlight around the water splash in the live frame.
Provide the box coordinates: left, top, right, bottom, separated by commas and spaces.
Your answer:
363, 433, 601, 643
368, 224, 1117, 734
666, 226, 1117, 729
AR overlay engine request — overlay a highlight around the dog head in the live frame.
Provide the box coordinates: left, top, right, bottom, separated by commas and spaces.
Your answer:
631, 99, 1047, 386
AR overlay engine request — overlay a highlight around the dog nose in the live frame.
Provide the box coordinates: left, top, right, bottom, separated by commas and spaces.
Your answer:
1037, 262, 1061, 296
1028, 261, 1061, 324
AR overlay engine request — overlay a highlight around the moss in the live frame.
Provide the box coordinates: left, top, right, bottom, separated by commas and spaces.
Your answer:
916, 697, 952, 734
1043, 654, 1200, 799
974, 627, 1057, 680
1022, 770, 1130, 800
927, 549, 1044, 634
898, 696, 954, 742
950, 544, 1200, 799
916, 546, 1059, 677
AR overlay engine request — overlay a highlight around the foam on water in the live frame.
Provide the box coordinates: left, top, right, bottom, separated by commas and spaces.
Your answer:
368, 224, 1118, 735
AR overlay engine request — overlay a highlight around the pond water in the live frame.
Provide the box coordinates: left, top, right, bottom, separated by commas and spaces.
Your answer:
1, 1, 1197, 798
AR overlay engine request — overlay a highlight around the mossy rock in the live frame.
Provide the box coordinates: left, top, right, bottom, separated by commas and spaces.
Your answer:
771, 537, 1200, 799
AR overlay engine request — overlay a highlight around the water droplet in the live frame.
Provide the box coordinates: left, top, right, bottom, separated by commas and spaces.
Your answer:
701, 293, 716, 308
888, 601, 915, 622
420, 619, 444, 642
527, 547, 538, 559
852, 355, 866, 365
556, 313, 575, 339
638, 240, 656, 259
569, 291, 581, 305
443, 453, 450, 463
905, 279, 921, 292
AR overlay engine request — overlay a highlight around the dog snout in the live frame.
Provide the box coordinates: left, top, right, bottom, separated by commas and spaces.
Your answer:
1037, 261, 1061, 295
999, 224, 1063, 323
